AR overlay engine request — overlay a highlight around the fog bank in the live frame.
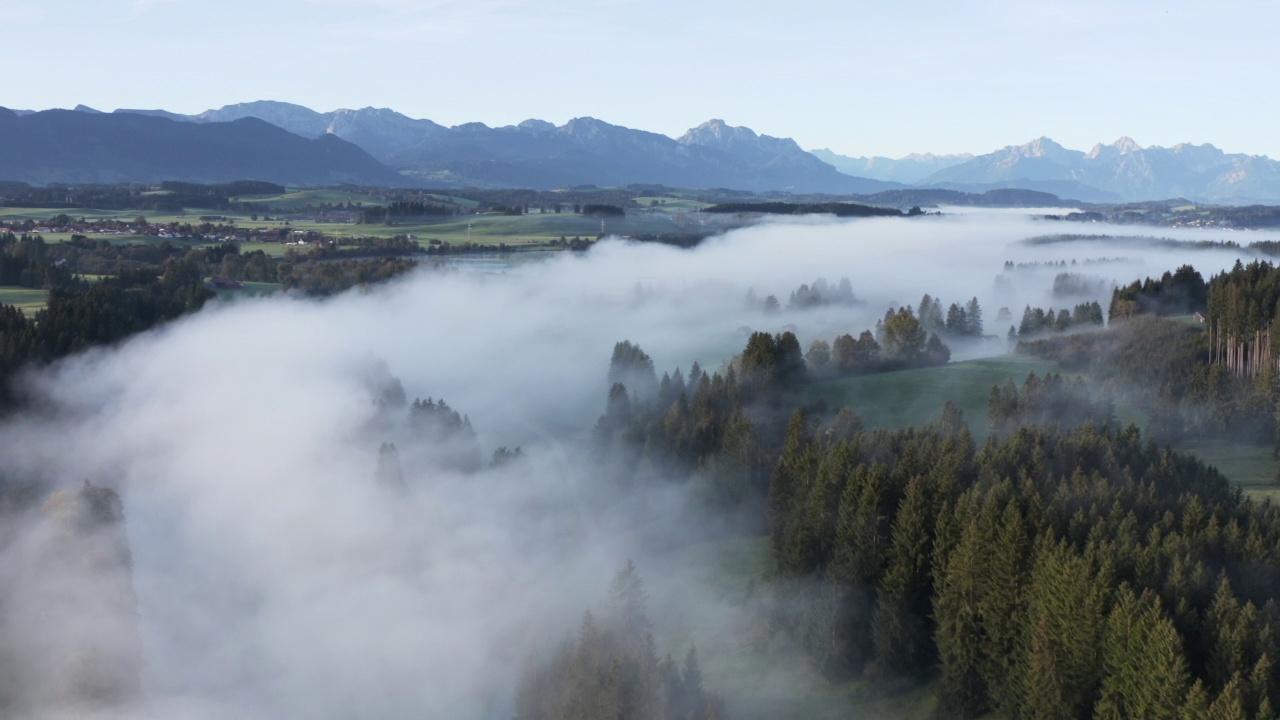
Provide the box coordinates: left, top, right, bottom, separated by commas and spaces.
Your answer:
0, 209, 1266, 718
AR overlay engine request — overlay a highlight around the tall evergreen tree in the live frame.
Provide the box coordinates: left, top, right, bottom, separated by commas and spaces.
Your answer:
871, 476, 934, 678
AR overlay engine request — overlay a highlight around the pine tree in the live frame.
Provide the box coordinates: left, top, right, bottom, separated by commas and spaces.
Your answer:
607, 560, 653, 655
934, 514, 989, 717
871, 476, 934, 678
1204, 574, 1253, 692
1206, 674, 1248, 720
1018, 538, 1107, 719
1023, 615, 1070, 720
375, 442, 404, 490
978, 498, 1028, 714
769, 409, 813, 561
1095, 586, 1191, 720
966, 297, 984, 336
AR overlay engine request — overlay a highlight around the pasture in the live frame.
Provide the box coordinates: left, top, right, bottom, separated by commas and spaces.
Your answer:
803, 355, 1061, 438
230, 188, 389, 210
0, 287, 47, 315
804, 355, 1280, 497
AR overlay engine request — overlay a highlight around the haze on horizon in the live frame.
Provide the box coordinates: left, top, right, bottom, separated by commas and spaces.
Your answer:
4, 0, 1278, 159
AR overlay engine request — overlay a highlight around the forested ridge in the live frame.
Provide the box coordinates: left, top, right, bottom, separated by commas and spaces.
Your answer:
597, 322, 1280, 719
766, 392, 1280, 718
585, 253, 1280, 718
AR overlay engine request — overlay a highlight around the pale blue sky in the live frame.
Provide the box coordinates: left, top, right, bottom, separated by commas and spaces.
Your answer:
4, 0, 1278, 158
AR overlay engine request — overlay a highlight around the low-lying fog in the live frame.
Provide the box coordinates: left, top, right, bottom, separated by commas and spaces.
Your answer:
1, 209, 1270, 719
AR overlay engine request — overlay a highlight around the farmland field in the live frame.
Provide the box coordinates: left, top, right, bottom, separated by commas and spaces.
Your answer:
230, 188, 389, 209
0, 287, 47, 315
2, 204, 718, 248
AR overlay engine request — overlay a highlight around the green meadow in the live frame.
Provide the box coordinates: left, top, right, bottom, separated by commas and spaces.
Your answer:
802, 355, 1061, 438
0, 287, 48, 315
804, 355, 1280, 497
230, 188, 390, 209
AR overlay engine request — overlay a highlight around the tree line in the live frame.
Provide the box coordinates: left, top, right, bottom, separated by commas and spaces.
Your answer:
1012, 301, 1106, 339
700, 202, 905, 218
1205, 259, 1280, 379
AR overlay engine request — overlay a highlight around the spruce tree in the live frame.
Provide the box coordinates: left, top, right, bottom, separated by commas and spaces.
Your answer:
769, 409, 812, 561
871, 476, 934, 678
933, 513, 990, 717
1095, 586, 1191, 720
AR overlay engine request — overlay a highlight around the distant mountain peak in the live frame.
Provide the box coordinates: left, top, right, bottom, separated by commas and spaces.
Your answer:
1113, 136, 1142, 154
1172, 141, 1220, 153
73, 104, 103, 114
1018, 136, 1067, 157
1084, 137, 1143, 160
679, 119, 762, 146
518, 119, 556, 133
563, 116, 610, 128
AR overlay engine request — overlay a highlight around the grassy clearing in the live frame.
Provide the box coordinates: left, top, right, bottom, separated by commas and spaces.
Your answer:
237, 241, 294, 258
803, 355, 1061, 437
1174, 437, 1279, 500
426, 193, 480, 210
0, 208, 141, 223
0, 287, 47, 315
635, 196, 711, 213
231, 189, 388, 209
651, 535, 938, 720
802, 354, 1280, 499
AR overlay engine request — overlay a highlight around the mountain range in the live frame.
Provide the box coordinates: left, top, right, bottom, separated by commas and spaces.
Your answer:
917, 136, 1280, 204
0, 108, 409, 187
118, 102, 893, 194
6, 100, 1280, 203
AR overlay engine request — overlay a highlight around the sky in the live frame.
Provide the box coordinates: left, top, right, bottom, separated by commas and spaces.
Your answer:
3, 0, 1279, 158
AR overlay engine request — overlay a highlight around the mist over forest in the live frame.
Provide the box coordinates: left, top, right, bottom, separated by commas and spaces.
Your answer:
4, 208, 1280, 719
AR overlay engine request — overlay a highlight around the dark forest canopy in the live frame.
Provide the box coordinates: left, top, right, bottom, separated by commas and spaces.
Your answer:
1109, 264, 1208, 320
0, 180, 287, 212
700, 201, 907, 218
766, 400, 1280, 719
